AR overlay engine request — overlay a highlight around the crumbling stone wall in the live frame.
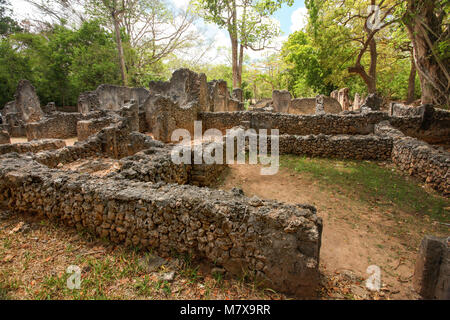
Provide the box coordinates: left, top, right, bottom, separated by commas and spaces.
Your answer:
33, 123, 158, 168
289, 97, 342, 115
207, 80, 243, 112
337, 88, 350, 111
96, 85, 149, 111
145, 69, 209, 142
375, 121, 449, 195
0, 139, 66, 155
42, 102, 56, 114
0, 150, 322, 297
14, 80, 44, 123
2, 112, 26, 137
278, 134, 392, 160
77, 117, 116, 141
145, 95, 199, 143
200, 111, 389, 135
26, 112, 82, 140
389, 104, 450, 144
272, 90, 291, 113
78, 85, 149, 114
413, 235, 449, 300
0, 130, 11, 144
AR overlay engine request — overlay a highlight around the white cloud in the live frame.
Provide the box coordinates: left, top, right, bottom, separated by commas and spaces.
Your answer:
290, 7, 308, 33
171, 0, 191, 10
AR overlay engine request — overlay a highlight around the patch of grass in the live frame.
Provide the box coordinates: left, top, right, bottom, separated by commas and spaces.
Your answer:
281, 155, 449, 222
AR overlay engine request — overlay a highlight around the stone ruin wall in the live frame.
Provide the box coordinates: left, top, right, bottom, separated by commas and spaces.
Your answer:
0, 129, 11, 145
77, 85, 150, 114
278, 134, 392, 160
413, 235, 449, 300
0, 139, 66, 156
199, 111, 389, 135
25, 112, 83, 140
375, 121, 449, 195
0, 120, 323, 297
289, 97, 342, 115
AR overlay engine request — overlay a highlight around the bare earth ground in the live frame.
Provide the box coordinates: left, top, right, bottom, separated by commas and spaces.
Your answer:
217, 162, 449, 300
0, 155, 448, 300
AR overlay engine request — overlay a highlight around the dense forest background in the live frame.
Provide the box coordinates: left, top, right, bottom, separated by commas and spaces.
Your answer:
0, 0, 448, 108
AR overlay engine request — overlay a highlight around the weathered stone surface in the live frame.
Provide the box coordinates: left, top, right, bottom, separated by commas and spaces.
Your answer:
353, 93, 363, 110
337, 88, 350, 111
0, 146, 323, 297
119, 100, 139, 132
0, 130, 11, 144
26, 112, 82, 140
78, 85, 149, 114
14, 80, 44, 123
375, 121, 449, 195
149, 68, 208, 112
277, 134, 392, 160
77, 91, 100, 115
77, 117, 116, 142
413, 236, 450, 299
200, 110, 388, 136
232, 88, 243, 102
315, 95, 325, 115
290, 97, 342, 115
272, 90, 291, 113
362, 93, 383, 111
42, 102, 56, 114
0, 138, 65, 155
2, 101, 17, 114
208, 80, 229, 112
145, 69, 208, 141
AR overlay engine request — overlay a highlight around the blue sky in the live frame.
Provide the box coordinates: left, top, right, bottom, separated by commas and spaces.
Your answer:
274, 1, 306, 36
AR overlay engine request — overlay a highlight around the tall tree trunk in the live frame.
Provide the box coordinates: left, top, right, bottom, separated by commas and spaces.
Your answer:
404, 0, 449, 106
230, 34, 239, 89
230, 0, 240, 89
407, 55, 416, 103
112, 10, 128, 86
237, 43, 244, 88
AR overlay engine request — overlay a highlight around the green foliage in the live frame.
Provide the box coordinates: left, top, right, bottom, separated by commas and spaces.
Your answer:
0, 38, 33, 107
281, 156, 450, 222
1, 20, 122, 107
281, 0, 418, 100
0, 0, 21, 36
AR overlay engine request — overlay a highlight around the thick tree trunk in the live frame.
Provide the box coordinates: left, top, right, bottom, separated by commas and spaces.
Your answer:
405, 0, 449, 106
237, 43, 244, 88
112, 11, 128, 87
407, 55, 416, 103
230, 34, 239, 89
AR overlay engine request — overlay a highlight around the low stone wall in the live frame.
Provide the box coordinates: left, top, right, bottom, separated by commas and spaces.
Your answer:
77, 117, 116, 141
290, 97, 342, 115
117, 142, 227, 187
0, 139, 66, 155
26, 112, 82, 140
278, 134, 392, 160
0, 130, 11, 144
34, 123, 159, 168
199, 111, 388, 135
389, 105, 450, 144
375, 121, 449, 195
0, 154, 323, 297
